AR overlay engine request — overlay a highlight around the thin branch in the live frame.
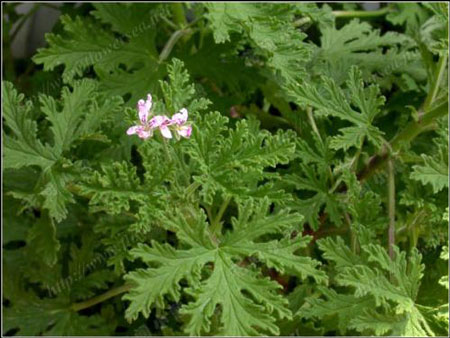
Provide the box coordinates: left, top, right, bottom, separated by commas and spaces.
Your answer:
159, 28, 193, 63
294, 6, 392, 27
71, 284, 132, 312
341, 212, 359, 254
171, 3, 187, 28
423, 54, 448, 112
210, 195, 231, 235
306, 106, 322, 143
357, 101, 448, 183
333, 7, 393, 19
387, 157, 396, 259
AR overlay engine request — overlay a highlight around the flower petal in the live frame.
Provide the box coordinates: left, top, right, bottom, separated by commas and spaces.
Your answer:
137, 129, 152, 139
160, 126, 173, 139
138, 94, 153, 124
137, 100, 149, 124
150, 115, 170, 128
145, 94, 152, 112
177, 125, 192, 138
171, 108, 188, 125
127, 125, 141, 135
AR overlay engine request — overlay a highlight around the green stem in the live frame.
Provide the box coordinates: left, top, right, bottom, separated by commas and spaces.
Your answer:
203, 204, 213, 223
329, 177, 343, 194
185, 181, 201, 198
294, 6, 392, 27
159, 28, 193, 63
350, 137, 365, 172
306, 107, 322, 143
198, 18, 205, 50
333, 7, 392, 19
357, 101, 448, 182
171, 3, 187, 28
211, 196, 231, 235
307, 107, 334, 182
344, 213, 357, 254
390, 102, 447, 151
423, 54, 448, 112
161, 14, 178, 30
387, 157, 396, 259
71, 284, 132, 312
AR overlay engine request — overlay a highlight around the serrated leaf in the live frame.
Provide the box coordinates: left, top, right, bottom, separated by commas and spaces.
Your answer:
26, 213, 60, 266
288, 66, 386, 151
123, 198, 323, 335
181, 252, 286, 336
205, 3, 310, 82
123, 241, 214, 321
411, 155, 449, 193
33, 11, 165, 104
3, 82, 57, 170
3, 80, 123, 222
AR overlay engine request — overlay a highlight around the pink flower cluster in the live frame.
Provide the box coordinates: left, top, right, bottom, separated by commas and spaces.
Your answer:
127, 94, 192, 140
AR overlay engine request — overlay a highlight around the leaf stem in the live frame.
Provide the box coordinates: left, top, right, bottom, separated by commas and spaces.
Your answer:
294, 6, 392, 27
332, 7, 393, 19
306, 106, 322, 143
423, 53, 448, 112
211, 195, 231, 235
171, 3, 187, 28
159, 28, 193, 63
71, 284, 132, 312
342, 212, 359, 254
307, 107, 334, 182
387, 157, 396, 259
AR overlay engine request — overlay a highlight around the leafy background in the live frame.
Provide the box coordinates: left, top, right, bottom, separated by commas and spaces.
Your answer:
2, 2, 449, 336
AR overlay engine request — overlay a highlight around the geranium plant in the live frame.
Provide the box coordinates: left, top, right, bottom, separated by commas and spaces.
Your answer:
2, 2, 448, 336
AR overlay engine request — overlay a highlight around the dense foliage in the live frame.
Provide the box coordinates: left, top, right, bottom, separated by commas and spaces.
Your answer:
2, 3, 449, 336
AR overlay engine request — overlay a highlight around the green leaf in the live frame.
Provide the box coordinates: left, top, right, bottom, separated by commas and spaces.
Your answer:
317, 236, 362, 268
311, 238, 436, 336
33, 11, 164, 104
287, 163, 342, 229
123, 198, 323, 335
78, 162, 152, 215
181, 252, 285, 336
26, 213, 61, 266
40, 168, 75, 222
159, 58, 211, 116
289, 66, 386, 151
223, 198, 303, 244
301, 287, 374, 334
91, 3, 170, 36
4, 296, 112, 335
312, 18, 425, 86
205, 3, 310, 82
187, 112, 296, 203
3, 80, 123, 222
3, 81, 57, 170
411, 155, 449, 193
123, 241, 214, 321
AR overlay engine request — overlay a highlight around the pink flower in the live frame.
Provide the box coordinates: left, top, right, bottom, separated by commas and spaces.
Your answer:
170, 108, 192, 139
137, 94, 152, 124
127, 94, 154, 139
149, 115, 173, 139
127, 93, 192, 140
